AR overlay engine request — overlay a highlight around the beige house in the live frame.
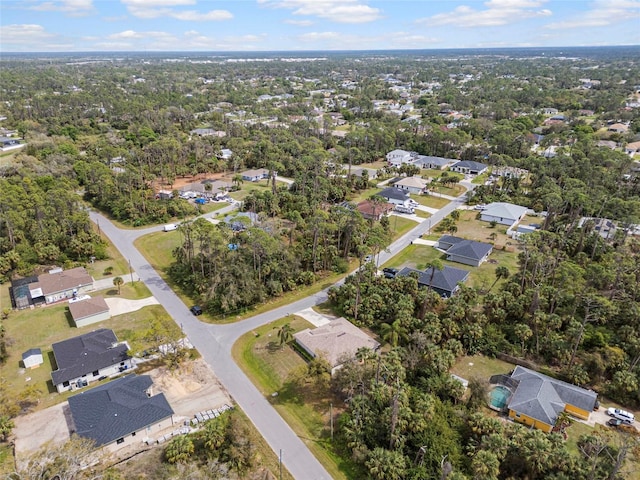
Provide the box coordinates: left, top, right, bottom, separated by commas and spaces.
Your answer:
393, 176, 428, 195
294, 318, 380, 373
68, 296, 111, 328
28, 267, 94, 305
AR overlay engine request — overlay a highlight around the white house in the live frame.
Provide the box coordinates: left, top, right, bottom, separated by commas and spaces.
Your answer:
480, 202, 528, 226
386, 149, 418, 167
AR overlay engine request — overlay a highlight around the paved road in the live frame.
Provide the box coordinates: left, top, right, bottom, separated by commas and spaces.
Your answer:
89, 181, 475, 479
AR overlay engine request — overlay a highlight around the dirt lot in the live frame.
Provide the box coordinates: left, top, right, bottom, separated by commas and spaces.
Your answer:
12, 359, 231, 462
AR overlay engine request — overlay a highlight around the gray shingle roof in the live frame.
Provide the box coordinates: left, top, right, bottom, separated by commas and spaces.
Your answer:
379, 187, 410, 201
451, 160, 487, 171
51, 329, 130, 386
68, 296, 109, 322
445, 239, 493, 262
68, 374, 174, 446
508, 366, 597, 427
415, 155, 455, 168
397, 265, 469, 296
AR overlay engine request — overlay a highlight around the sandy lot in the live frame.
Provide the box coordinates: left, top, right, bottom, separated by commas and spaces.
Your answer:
12, 359, 231, 462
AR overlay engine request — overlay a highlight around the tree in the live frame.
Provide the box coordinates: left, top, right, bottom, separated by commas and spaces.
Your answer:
0, 415, 14, 442
488, 266, 509, 292
380, 320, 408, 347
278, 322, 294, 348
365, 447, 407, 480
113, 276, 124, 295
165, 434, 195, 464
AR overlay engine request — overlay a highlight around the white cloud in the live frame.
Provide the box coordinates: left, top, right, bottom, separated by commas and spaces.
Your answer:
29, 0, 94, 16
284, 19, 314, 26
259, 0, 382, 24
121, 0, 232, 21
419, 0, 551, 28
0, 24, 56, 45
545, 0, 640, 29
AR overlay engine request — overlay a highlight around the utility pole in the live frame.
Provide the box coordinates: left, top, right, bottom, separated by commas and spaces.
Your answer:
330, 402, 334, 441
128, 259, 134, 283
279, 449, 283, 480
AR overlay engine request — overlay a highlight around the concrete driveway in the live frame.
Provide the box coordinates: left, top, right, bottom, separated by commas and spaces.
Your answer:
104, 296, 160, 316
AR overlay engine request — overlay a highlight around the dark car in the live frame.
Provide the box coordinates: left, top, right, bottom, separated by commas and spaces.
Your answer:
607, 418, 623, 428
190, 305, 203, 316
383, 267, 399, 279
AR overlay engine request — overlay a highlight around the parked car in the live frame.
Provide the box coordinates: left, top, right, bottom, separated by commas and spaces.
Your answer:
364, 255, 373, 262
474, 204, 487, 210
190, 305, 203, 316
383, 267, 399, 278
607, 418, 623, 428
606, 407, 635, 424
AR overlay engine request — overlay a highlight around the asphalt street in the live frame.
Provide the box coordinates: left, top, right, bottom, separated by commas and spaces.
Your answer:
89, 181, 475, 479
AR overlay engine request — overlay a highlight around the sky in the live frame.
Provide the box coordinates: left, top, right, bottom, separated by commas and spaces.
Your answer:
1, 0, 639, 52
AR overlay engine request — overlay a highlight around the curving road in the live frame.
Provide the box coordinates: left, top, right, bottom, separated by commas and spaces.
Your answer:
89, 181, 474, 480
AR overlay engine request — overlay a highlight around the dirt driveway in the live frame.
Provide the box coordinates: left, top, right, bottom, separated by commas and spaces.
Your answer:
12, 359, 231, 461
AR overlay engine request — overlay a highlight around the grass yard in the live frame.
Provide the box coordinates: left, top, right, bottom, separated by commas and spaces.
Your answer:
450, 355, 514, 381
430, 183, 466, 197
413, 194, 451, 210
565, 421, 594, 456
347, 186, 385, 204
232, 316, 363, 480
1, 279, 178, 412
135, 230, 183, 271
472, 173, 490, 185
414, 209, 432, 219
453, 210, 518, 249
229, 180, 273, 201
389, 215, 420, 239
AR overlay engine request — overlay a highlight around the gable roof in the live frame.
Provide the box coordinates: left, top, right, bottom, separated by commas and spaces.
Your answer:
241, 168, 269, 178
508, 366, 597, 427
32, 267, 93, 296
415, 155, 456, 168
68, 374, 174, 446
451, 160, 487, 171
68, 296, 109, 322
397, 265, 470, 295
482, 202, 528, 221
356, 200, 394, 217
379, 187, 410, 201
441, 236, 493, 261
22, 348, 42, 360
293, 318, 380, 367
51, 329, 130, 386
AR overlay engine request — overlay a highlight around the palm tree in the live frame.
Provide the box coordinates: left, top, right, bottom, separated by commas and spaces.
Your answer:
488, 266, 509, 292
380, 320, 408, 347
113, 276, 124, 295
278, 323, 294, 348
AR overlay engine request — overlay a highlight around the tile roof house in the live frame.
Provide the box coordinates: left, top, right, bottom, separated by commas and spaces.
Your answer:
393, 176, 428, 195
608, 123, 629, 134
480, 202, 528, 226
68, 296, 111, 328
27, 267, 94, 305
293, 318, 380, 373
51, 329, 133, 393
624, 141, 640, 156
397, 265, 470, 298
68, 374, 174, 452
378, 187, 411, 207
356, 200, 394, 221
506, 366, 597, 432
449, 160, 488, 176
22, 348, 43, 369
436, 235, 493, 267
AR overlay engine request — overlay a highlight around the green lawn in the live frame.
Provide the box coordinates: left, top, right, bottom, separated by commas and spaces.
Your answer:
430, 184, 466, 197
413, 194, 451, 210
389, 215, 420, 239
347, 186, 385, 204
232, 317, 363, 480
450, 355, 514, 381
472, 172, 490, 185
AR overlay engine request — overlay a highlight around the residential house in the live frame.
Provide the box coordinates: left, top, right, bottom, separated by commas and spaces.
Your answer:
608, 123, 629, 134
293, 318, 380, 373
51, 328, 133, 393
189, 128, 223, 137
22, 348, 43, 369
510, 224, 539, 240
219, 148, 233, 160
480, 202, 528, 226
414, 155, 456, 170
541, 108, 559, 115
179, 180, 231, 199
624, 141, 640, 156
378, 187, 412, 207
0, 136, 22, 150
393, 176, 428, 195
27, 267, 94, 305
241, 168, 270, 182
356, 200, 394, 221
346, 166, 378, 179
224, 212, 259, 231
449, 160, 488, 176
506, 366, 597, 432
597, 140, 618, 150
68, 374, 174, 453
156, 190, 173, 200
578, 217, 618, 240
491, 166, 529, 179
396, 265, 470, 298
386, 149, 418, 167
436, 235, 493, 267
68, 296, 111, 328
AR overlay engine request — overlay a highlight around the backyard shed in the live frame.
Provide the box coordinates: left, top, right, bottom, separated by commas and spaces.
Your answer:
22, 348, 44, 369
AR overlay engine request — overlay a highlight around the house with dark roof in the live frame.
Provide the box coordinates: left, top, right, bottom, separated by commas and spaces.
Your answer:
436, 235, 493, 267
294, 318, 380, 374
378, 187, 411, 207
396, 265, 470, 297
27, 267, 94, 305
51, 329, 133, 393
506, 366, 597, 432
68, 374, 174, 452
449, 160, 487, 176
68, 296, 111, 328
